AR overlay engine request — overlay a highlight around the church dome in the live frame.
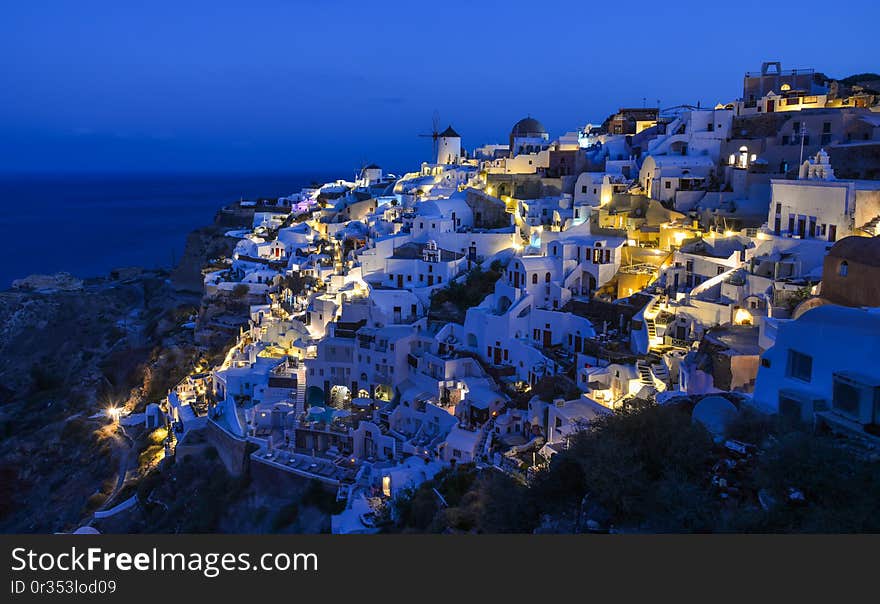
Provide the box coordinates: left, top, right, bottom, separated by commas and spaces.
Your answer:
510, 117, 548, 139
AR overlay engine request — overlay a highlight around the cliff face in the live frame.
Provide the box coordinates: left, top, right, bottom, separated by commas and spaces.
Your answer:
170, 206, 253, 293
0, 280, 145, 398
0, 271, 206, 532
0, 205, 255, 533
170, 225, 240, 293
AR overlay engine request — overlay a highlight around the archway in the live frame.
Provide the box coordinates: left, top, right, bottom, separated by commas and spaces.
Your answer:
374, 384, 394, 402
497, 295, 512, 314
329, 385, 351, 408
306, 386, 325, 407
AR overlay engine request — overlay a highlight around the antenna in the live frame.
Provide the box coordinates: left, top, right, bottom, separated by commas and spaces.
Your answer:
418, 109, 441, 161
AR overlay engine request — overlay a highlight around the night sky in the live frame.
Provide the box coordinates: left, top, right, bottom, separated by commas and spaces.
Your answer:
2, 0, 878, 173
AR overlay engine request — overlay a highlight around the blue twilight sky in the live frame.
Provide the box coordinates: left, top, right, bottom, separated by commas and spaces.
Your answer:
1, 0, 878, 174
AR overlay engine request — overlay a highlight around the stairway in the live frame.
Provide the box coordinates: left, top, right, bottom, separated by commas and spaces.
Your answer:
636, 360, 654, 386
646, 317, 657, 339
475, 420, 494, 460
860, 215, 880, 236
296, 380, 306, 412
644, 296, 661, 349
651, 361, 670, 383
650, 360, 670, 391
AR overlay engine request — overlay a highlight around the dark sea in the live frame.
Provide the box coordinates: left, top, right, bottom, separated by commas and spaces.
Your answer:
0, 172, 338, 289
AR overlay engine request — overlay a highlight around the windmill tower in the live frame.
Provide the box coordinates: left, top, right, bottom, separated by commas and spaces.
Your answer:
437, 125, 461, 165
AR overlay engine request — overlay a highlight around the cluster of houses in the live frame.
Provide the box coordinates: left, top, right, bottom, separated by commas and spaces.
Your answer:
162, 61, 880, 532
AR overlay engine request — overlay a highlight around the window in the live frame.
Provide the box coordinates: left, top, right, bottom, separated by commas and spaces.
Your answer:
545, 272, 551, 283
787, 350, 813, 382
832, 378, 861, 417
581, 185, 587, 194
532, 273, 538, 284
665, 181, 671, 189
717, 266, 725, 275
839, 261, 848, 277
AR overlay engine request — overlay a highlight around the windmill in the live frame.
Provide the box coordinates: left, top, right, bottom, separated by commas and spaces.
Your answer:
418, 110, 441, 161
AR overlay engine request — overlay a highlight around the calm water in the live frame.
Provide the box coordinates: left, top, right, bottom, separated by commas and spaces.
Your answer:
0, 172, 337, 288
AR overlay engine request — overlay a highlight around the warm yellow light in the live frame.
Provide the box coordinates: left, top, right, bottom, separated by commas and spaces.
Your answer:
673, 231, 689, 244
733, 308, 753, 325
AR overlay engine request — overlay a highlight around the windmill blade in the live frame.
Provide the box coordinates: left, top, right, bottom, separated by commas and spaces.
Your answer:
432, 109, 440, 135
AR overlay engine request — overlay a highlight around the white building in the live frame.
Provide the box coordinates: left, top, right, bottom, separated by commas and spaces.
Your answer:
753, 306, 880, 433
767, 149, 880, 241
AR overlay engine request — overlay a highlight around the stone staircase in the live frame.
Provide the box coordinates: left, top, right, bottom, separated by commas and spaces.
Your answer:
860, 215, 880, 236
650, 359, 670, 389
475, 419, 494, 460
646, 316, 657, 339
637, 353, 671, 390
636, 360, 654, 386
644, 296, 662, 348
296, 380, 306, 411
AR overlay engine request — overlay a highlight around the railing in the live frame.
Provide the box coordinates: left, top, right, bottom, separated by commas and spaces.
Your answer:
665, 336, 689, 348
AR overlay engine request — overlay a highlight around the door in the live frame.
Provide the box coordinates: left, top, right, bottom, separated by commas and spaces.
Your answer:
543, 330, 552, 348
493, 347, 502, 365
397, 274, 403, 288
767, 99, 775, 112
828, 224, 837, 242
427, 275, 434, 286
